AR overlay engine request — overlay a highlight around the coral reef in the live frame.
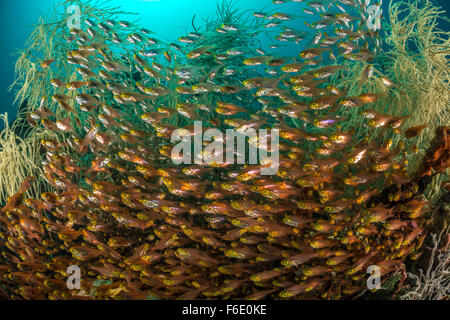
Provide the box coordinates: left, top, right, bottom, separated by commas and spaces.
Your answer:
401, 226, 449, 300
418, 126, 450, 178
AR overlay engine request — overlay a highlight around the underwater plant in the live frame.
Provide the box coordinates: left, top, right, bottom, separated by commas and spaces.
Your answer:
0, 114, 56, 204
0, 0, 448, 300
384, 0, 449, 200
10, 0, 138, 124
331, 0, 449, 202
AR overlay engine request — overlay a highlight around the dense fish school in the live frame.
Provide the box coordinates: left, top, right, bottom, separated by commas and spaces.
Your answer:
0, 0, 444, 300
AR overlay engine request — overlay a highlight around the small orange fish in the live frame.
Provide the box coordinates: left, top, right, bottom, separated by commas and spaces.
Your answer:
404, 124, 427, 138
215, 102, 246, 115
41, 59, 55, 69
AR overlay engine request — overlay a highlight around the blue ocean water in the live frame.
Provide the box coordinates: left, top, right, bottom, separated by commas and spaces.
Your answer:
0, 0, 448, 127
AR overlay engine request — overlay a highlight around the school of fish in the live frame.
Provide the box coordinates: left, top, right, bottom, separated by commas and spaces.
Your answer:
0, 0, 433, 300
